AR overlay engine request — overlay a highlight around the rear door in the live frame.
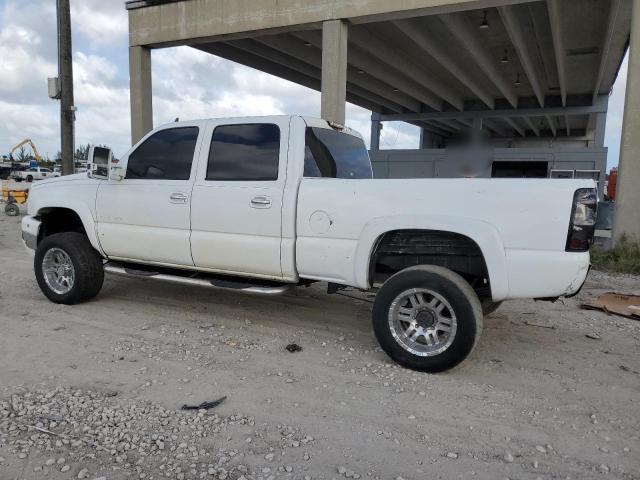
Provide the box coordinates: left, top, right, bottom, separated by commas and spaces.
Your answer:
96, 123, 204, 266
190, 117, 289, 279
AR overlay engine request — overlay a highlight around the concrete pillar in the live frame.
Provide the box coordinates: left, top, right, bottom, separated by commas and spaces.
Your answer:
321, 20, 348, 125
370, 113, 381, 150
593, 113, 607, 147
471, 117, 483, 145
129, 46, 153, 145
613, 0, 640, 242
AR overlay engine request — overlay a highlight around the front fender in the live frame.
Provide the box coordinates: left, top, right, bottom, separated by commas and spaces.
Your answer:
28, 185, 106, 256
354, 215, 509, 301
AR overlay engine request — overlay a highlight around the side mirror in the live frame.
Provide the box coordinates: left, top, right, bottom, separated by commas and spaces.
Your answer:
87, 145, 117, 180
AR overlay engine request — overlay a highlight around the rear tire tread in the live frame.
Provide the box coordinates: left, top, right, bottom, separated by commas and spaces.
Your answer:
372, 265, 483, 373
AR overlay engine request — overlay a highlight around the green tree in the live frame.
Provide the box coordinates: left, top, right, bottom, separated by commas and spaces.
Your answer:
75, 143, 90, 161
15, 146, 30, 162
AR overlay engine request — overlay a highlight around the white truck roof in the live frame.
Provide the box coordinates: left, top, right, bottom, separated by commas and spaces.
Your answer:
157, 115, 364, 140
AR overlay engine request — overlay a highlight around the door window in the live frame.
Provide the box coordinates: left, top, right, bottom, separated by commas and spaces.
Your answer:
126, 127, 199, 180
206, 124, 280, 181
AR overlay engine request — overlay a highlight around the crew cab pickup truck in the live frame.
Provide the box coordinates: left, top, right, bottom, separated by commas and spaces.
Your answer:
13, 167, 60, 182
21, 116, 596, 372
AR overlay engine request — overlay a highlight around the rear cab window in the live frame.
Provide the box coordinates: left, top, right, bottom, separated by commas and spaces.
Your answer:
304, 127, 372, 179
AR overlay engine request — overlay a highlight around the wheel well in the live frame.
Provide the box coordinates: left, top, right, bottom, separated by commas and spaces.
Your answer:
369, 229, 491, 299
38, 208, 87, 243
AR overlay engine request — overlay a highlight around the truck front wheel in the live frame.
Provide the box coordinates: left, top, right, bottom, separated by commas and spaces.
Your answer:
481, 299, 503, 316
372, 265, 483, 373
34, 232, 104, 304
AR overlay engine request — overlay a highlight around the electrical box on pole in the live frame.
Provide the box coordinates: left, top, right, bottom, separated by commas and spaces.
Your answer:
48, 77, 61, 99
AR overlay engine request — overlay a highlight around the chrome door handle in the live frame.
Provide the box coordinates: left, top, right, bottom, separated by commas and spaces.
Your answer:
250, 196, 271, 208
169, 192, 188, 203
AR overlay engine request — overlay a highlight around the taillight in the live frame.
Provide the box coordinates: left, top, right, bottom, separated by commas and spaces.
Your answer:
566, 188, 597, 252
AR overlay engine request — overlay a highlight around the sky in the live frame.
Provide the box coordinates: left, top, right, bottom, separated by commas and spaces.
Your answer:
0, 0, 628, 168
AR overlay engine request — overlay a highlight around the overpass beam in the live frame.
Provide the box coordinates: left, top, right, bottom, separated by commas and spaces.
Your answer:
129, 46, 153, 144
499, 5, 545, 107
321, 20, 348, 125
547, 0, 567, 106
545, 115, 557, 136
614, 0, 640, 241
504, 117, 525, 137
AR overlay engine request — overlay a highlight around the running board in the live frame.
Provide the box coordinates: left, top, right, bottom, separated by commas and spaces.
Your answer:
104, 262, 291, 296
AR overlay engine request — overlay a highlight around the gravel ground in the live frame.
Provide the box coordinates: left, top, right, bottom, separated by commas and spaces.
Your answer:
0, 211, 639, 480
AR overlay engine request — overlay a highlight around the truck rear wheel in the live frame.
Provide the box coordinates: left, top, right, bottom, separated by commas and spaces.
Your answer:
26, 175, 33, 182
372, 265, 483, 373
34, 232, 104, 304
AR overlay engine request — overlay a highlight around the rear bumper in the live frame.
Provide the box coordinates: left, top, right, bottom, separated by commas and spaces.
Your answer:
502, 249, 590, 300
21, 215, 41, 255
565, 264, 590, 298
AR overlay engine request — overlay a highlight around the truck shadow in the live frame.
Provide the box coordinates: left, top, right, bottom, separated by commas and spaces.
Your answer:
99, 275, 374, 336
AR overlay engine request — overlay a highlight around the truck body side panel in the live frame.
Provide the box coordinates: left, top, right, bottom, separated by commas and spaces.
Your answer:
296, 178, 594, 300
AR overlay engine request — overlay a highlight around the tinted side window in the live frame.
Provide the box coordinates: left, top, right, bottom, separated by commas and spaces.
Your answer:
304, 127, 372, 179
303, 146, 322, 177
207, 124, 280, 181
126, 127, 199, 180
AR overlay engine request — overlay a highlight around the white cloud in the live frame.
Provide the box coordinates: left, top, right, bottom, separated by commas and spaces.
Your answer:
0, 22, 57, 101
0, 0, 132, 158
71, 0, 128, 46
72, 52, 131, 155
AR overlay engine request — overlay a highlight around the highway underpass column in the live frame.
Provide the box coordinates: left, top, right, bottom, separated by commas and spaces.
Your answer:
370, 113, 381, 150
613, 0, 640, 242
321, 20, 348, 125
471, 117, 483, 145
129, 46, 153, 145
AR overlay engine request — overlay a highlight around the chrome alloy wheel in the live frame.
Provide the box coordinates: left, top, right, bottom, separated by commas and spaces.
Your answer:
42, 247, 75, 295
388, 288, 457, 356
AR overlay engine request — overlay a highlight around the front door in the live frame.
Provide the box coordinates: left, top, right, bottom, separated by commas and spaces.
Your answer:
96, 124, 203, 266
190, 118, 289, 279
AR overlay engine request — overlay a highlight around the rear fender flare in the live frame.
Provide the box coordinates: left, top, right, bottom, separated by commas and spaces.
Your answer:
354, 215, 509, 301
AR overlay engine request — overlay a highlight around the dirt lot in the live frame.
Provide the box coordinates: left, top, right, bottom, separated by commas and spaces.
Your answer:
0, 211, 639, 480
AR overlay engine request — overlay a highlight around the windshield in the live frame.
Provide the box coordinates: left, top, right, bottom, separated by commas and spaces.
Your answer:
304, 127, 372, 179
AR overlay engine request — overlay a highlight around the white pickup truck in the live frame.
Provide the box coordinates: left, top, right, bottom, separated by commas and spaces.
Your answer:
13, 167, 60, 182
21, 116, 596, 372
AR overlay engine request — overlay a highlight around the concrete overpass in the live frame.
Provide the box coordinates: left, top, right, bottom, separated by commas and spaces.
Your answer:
126, 0, 639, 241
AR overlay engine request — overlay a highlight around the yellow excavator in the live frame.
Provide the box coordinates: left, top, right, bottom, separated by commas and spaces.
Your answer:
9, 138, 43, 163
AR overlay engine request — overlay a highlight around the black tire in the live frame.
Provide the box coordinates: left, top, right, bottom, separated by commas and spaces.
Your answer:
481, 299, 503, 316
14, 178, 23, 183
34, 232, 104, 304
26, 175, 33, 182
372, 265, 483, 373
5, 203, 19, 216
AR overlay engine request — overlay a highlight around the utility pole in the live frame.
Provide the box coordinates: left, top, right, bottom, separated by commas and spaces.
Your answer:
57, 0, 75, 175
